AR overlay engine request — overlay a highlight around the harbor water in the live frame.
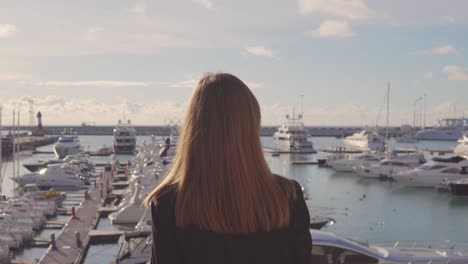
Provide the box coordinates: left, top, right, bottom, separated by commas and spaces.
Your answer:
2, 136, 467, 263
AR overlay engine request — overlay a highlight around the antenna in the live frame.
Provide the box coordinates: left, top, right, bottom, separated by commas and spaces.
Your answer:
385, 82, 390, 139
300, 94, 304, 121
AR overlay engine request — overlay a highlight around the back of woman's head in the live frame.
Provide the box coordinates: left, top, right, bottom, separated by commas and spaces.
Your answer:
145, 72, 294, 233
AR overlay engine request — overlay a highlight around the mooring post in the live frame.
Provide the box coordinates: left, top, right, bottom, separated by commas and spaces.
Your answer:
50, 233, 57, 250
72, 206, 76, 218
84, 190, 89, 200
75, 231, 82, 248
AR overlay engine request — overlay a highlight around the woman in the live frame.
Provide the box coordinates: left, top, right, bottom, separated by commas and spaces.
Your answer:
144, 73, 311, 264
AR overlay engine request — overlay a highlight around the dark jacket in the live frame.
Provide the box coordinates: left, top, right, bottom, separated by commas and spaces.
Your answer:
150, 177, 311, 264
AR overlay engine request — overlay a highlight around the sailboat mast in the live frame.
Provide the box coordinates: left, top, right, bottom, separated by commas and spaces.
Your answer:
385, 82, 390, 139
0, 107, 2, 194
300, 94, 304, 120
12, 109, 16, 195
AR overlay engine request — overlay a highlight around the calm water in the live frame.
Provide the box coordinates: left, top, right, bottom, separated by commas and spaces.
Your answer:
2, 135, 468, 263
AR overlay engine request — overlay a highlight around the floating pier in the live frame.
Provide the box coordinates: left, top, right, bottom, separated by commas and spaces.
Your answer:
263, 147, 317, 154
38, 171, 113, 264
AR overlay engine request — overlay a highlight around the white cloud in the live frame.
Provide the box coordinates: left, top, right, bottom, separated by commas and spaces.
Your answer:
0, 24, 17, 38
84, 27, 103, 41
433, 45, 461, 56
244, 46, 277, 59
131, 0, 146, 16
192, 0, 213, 9
0, 72, 25, 81
440, 15, 456, 25
246, 82, 264, 89
305, 20, 355, 38
425, 72, 434, 80
25, 80, 150, 88
443, 65, 468, 80
169, 79, 198, 88
298, 0, 376, 20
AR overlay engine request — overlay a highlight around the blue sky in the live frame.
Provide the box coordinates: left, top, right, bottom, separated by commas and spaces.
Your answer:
0, 0, 467, 126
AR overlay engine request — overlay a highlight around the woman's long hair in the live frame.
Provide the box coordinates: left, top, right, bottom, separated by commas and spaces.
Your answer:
144, 73, 295, 233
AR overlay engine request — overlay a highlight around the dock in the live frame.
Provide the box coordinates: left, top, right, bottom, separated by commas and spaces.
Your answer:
16, 136, 59, 151
38, 171, 113, 264
263, 147, 317, 154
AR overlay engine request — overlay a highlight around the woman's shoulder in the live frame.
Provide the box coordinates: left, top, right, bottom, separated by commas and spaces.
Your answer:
273, 174, 302, 192
150, 184, 178, 207
272, 174, 304, 203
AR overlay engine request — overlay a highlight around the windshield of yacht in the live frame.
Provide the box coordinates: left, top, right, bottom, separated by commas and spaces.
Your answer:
59, 137, 75, 143
419, 164, 448, 170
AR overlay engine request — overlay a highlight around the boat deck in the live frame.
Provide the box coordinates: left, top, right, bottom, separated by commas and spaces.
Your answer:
38, 170, 113, 264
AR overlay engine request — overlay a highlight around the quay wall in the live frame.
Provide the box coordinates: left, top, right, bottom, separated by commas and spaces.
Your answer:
3, 126, 418, 137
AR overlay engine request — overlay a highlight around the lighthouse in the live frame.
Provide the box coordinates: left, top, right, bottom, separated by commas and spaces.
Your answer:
37, 112, 43, 130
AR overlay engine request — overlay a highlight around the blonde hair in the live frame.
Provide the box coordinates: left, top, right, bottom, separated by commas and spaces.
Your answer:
144, 72, 295, 233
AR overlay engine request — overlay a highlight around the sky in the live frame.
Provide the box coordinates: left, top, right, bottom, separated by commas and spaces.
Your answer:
0, 0, 468, 126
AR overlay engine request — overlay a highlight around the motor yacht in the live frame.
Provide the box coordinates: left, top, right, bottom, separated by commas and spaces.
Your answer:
53, 129, 82, 159
394, 134, 419, 144
329, 152, 386, 173
273, 112, 315, 152
113, 120, 137, 154
354, 154, 426, 179
392, 156, 468, 187
310, 229, 468, 263
454, 133, 468, 157
343, 129, 386, 151
415, 118, 468, 141
13, 164, 89, 191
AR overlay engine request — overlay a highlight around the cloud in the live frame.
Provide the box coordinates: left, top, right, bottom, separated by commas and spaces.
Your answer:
23, 80, 150, 87
169, 79, 198, 88
192, 0, 213, 9
424, 72, 434, 80
246, 82, 264, 89
432, 45, 461, 56
0, 72, 26, 81
243, 46, 277, 59
298, 0, 376, 20
305, 20, 355, 38
0, 24, 17, 38
443, 65, 468, 80
131, 0, 146, 16
84, 27, 103, 41
440, 16, 456, 25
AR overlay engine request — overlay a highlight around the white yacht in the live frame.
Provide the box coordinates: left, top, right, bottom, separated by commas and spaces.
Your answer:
392, 156, 468, 187
273, 112, 314, 152
343, 129, 386, 151
354, 154, 426, 179
415, 118, 468, 141
113, 120, 137, 154
454, 134, 468, 157
53, 129, 82, 159
329, 152, 386, 173
13, 164, 89, 191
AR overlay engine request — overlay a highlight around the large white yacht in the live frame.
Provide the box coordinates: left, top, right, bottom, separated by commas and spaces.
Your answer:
342, 129, 386, 151
113, 120, 137, 154
354, 154, 426, 179
392, 156, 468, 187
329, 152, 386, 173
53, 129, 82, 159
454, 133, 468, 157
13, 164, 89, 191
273, 111, 314, 152
415, 118, 468, 141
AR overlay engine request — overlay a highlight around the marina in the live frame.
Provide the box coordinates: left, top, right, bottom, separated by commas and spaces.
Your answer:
1, 133, 468, 263
2, 2, 468, 262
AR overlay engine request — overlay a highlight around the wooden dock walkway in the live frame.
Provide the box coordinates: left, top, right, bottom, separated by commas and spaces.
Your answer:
38, 171, 113, 264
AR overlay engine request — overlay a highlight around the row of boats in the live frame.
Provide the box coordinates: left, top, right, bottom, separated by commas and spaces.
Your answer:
272, 115, 468, 155
328, 151, 468, 194
52, 120, 137, 159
